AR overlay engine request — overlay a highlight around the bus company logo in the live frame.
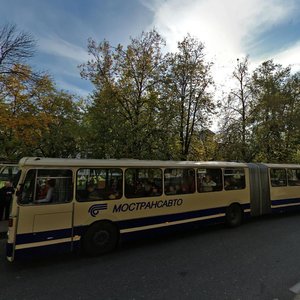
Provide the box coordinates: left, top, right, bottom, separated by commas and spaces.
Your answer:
113, 198, 183, 213
88, 204, 108, 217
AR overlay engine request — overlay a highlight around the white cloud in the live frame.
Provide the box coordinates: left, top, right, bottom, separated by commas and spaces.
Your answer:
145, 0, 296, 60
39, 35, 90, 64
142, 0, 299, 131
273, 41, 300, 72
142, 0, 299, 98
58, 80, 90, 97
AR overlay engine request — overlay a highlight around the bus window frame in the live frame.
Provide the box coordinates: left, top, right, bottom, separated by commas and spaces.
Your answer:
17, 168, 74, 205
125, 167, 163, 199
76, 167, 123, 202
164, 168, 195, 195
223, 168, 246, 191
197, 167, 223, 193
287, 168, 300, 186
270, 168, 287, 187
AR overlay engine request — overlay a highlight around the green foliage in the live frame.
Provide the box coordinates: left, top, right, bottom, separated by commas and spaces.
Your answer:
80, 30, 179, 159
218, 58, 300, 163
0, 64, 83, 160
1, 23, 300, 163
80, 32, 215, 160
250, 60, 296, 162
36, 90, 84, 157
217, 57, 253, 162
164, 34, 215, 160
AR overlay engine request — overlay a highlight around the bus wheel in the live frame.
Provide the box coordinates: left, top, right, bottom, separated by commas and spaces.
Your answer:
226, 203, 243, 227
82, 221, 119, 256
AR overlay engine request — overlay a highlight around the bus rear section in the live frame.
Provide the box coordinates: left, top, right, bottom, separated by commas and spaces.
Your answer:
268, 164, 300, 213
248, 163, 300, 217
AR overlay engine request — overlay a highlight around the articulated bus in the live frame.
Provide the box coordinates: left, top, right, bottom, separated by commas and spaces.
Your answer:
6, 157, 300, 261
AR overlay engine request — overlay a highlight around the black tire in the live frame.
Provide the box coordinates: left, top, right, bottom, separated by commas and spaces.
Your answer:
82, 221, 119, 256
226, 203, 243, 227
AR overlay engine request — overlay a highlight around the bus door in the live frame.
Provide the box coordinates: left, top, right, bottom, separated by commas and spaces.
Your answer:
14, 168, 74, 258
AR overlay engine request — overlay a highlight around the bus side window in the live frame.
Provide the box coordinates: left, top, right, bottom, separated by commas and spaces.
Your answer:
197, 168, 222, 193
287, 169, 300, 186
224, 168, 245, 190
18, 169, 73, 205
76, 168, 123, 201
164, 168, 195, 195
270, 168, 287, 187
18, 169, 36, 204
125, 168, 162, 198
35, 169, 73, 204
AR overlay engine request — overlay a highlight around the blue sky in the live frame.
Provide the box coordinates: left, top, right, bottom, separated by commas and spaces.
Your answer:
1, 0, 300, 97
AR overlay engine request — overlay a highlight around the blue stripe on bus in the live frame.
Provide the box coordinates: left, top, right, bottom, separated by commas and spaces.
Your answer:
75, 203, 250, 236
13, 241, 73, 260
7, 199, 300, 260
271, 198, 300, 206
14, 203, 251, 246
120, 216, 227, 242
116, 204, 249, 230
116, 206, 226, 230
15, 228, 72, 245
272, 206, 300, 213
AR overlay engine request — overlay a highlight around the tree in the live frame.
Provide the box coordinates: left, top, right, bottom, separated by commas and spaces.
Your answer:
278, 71, 300, 162
0, 23, 84, 160
218, 56, 253, 161
250, 60, 295, 162
36, 90, 84, 158
164, 35, 215, 160
80, 30, 169, 159
0, 64, 82, 160
0, 23, 36, 77
0, 64, 42, 159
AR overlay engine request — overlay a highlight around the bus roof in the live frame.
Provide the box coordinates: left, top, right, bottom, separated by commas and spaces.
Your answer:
260, 163, 300, 169
18, 157, 249, 169
0, 163, 18, 170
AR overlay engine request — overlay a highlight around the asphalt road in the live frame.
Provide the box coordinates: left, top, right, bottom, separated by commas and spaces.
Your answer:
1, 213, 300, 300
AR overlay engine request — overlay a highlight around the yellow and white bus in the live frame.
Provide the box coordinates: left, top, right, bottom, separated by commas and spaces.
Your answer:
5, 157, 300, 261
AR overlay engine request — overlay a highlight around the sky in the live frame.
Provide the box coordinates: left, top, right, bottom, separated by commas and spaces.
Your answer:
1, 0, 300, 98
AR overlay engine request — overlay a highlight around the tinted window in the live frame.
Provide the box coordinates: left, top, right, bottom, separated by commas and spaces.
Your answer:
77, 168, 122, 201
197, 168, 222, 193
125, 168, 162, 198
18, 169, 73, 205
164, 168, 195, 195
224, 168, 246, 190
287, 169, 300, 186
270, 168, 287, 187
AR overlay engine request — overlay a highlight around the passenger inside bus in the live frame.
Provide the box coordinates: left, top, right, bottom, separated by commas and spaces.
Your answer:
87, 183, 99, 200
224, 178, 239, 190
181, 175, 195, 194
35, 179, 56, 203
201, 175, 217, 192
